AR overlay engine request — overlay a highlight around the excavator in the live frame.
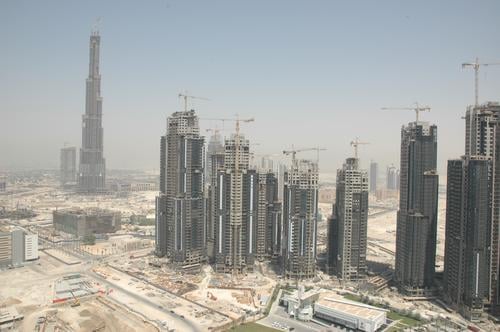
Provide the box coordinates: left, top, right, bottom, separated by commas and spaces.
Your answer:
70, 290, 80, 307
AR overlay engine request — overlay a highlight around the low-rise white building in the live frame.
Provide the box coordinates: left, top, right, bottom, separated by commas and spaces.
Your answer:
281, 286, 320, 321
314, 298, 387, 332
0, 227, 39, 268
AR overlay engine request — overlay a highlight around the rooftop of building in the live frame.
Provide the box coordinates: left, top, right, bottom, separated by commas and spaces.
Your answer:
53, 207, 120, 217
282, 287, 321, 303
315, 298, 387, 320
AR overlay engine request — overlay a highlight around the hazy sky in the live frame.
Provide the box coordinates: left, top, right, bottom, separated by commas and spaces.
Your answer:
2, 0, 500, 176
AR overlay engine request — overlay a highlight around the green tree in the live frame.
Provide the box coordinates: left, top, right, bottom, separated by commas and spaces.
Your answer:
83, 234, 96, 245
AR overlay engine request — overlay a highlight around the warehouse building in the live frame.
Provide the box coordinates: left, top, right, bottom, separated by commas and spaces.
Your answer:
314, 298, 387, 332
53, 208, 121, 237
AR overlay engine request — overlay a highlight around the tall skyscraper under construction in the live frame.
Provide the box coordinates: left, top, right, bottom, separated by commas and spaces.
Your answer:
155, 110, 206, 269
451, 101, 500, 316
256, 171, 282, 262
283, 159, 319, 279
60, 146, 77, 185
369, 161, 377, 193
386, 165, 399, 190
206, 130, 225, 262
329, 157, 368, 281
78, 30, 106, 192
214, 133, 257, 273
395, 121, 438, 296
444, 157, 490, 321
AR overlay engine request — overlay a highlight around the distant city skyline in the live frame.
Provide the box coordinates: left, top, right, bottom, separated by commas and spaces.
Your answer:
2, 1, 500, 177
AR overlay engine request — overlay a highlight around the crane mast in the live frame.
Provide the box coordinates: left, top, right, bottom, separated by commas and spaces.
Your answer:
178, 93, 210, 112
462, 58, 500, 106
350, 137, 369, 159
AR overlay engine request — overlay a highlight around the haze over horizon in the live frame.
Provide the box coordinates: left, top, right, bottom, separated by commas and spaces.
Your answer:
2, 0, 500, 176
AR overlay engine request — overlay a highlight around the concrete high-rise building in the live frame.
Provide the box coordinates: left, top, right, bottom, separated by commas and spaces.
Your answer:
283, 159, 319, 279
155, 136, 168, 257
155, 110, 206, 270
444, 157, 490, 321
386, 165, 399, 190
214, 134, 257, 273
206, 131, 224, 186
60, 146, 77, 185
329, 157, 368, 281
78, 30, 106, 193
463, 102, 500, 315
395, 121, 439, 296
206, 131, 225, 262
256, 171, 282, 262
369, 161, 378, 193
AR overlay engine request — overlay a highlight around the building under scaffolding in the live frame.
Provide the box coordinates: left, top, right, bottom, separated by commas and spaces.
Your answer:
282, 159, 319, 279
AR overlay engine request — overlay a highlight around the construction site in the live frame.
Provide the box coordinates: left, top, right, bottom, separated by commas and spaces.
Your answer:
1, 170, 497, 332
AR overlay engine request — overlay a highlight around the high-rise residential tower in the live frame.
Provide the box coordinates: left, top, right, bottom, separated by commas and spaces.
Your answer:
463, 102, 500, 315
206, 130, 224, 186
78, 30, 106, 192
283, 159, 319, 279
395, 121, 439, 296
60, 146, 77, 185
206, 137, 225, 262
444, 157, 490, 321
329, 157, 369, 281
369, 161, 378, 193
256, 171, 282, 262
214, 133, 257, 273
155, 110, 206, 269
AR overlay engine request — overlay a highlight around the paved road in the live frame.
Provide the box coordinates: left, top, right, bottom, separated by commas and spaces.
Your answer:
87, 270, 201, 332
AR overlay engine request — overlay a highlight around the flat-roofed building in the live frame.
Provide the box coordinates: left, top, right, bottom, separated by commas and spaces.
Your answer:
281, 286, 320, 321
53, 208, 121, 237
314, 298, 387, 332
0, 227, 38, 268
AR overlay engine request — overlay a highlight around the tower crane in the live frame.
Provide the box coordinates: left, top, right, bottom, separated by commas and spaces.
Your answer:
178, 93, 210, 112
206, 128, 221, 136
350, 138, 369, 159
206, 128, 223, 143
381, 102, 431, 122
462, 58, 500, 106
282, 147, 326, 163
201, 117, 254, 139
